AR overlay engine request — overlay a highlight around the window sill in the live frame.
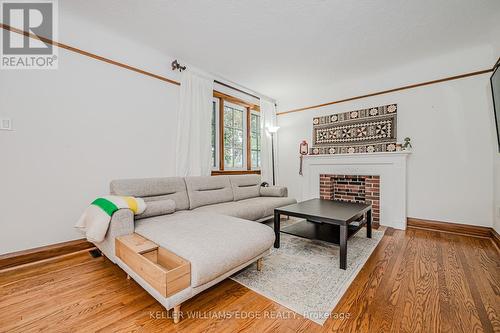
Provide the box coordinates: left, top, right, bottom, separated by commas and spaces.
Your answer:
211, 170, 261, 176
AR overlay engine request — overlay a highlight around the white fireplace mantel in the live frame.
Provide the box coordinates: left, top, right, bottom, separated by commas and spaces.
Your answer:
301, 151, 411, 230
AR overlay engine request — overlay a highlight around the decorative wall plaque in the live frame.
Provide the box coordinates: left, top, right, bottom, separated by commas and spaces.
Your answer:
310, 104, 397, 155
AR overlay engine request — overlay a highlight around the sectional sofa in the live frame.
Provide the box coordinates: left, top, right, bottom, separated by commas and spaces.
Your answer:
93, 174, 296, 323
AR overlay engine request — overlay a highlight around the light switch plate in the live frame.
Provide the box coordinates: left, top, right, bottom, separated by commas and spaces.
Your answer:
0, 118, 12, 130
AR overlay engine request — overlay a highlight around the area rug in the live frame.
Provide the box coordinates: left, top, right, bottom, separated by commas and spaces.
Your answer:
231, 227, 384, 325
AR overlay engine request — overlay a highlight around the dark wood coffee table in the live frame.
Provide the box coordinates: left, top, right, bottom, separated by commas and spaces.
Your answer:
274, 198, 372, 270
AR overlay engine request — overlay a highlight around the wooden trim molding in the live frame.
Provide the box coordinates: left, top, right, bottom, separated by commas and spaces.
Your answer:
3, 23, 493, 118
278, 68, 494, 116
0, 23, 180, 86
493, 57, 500, 71
407, 217, 492, 238
214, 91, 260, 111
0, 23, 261, 104
214, 93, 261, 173
211, 170, 261, 176
0, 238, 94, 271
491, 229, 500, 251
218, 98, 225, 171
246, 107, 252, 171
407, 217, 500, 251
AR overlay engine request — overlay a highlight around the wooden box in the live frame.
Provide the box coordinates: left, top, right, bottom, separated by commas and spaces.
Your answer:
116, 233, 190, 297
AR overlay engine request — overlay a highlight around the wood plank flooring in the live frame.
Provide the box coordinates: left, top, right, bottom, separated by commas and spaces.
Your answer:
0, 228, 498, 332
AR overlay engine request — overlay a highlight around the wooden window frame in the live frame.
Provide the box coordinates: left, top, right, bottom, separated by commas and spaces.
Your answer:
212, 91, 261, 176
211, 98, 220, 171
222, 101, 248, 171
249, 110, 261, 170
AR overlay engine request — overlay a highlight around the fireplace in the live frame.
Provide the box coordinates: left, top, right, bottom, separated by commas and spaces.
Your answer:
301, 152, 409, 230
320, 174, 380, 226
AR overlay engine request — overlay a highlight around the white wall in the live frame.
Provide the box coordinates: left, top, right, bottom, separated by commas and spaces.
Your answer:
493, 69, 500, 233
0, 7, 271, 254
494, 156, 500, 233
491, 24, 500, 234
0, 10, 183, 254
1, 5, 497, 254
278, 45, 496, 112
277, 49, 497, 228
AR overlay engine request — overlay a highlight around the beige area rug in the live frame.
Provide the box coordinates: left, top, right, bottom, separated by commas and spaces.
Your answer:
231, 220, 384, 325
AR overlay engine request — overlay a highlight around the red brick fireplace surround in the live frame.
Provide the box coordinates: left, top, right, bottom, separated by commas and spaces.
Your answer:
320, 174, 380, 226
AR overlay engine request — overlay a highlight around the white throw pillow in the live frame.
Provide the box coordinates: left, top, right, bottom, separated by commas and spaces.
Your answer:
135, 199, 176, 220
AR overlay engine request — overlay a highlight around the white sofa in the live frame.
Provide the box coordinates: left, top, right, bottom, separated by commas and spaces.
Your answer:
93, 174, 296, 320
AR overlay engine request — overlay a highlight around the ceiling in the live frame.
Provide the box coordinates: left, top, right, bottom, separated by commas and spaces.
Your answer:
62, 0, 500, 107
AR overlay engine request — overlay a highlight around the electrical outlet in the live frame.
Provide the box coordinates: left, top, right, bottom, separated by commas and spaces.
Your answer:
0, 118, 12, 130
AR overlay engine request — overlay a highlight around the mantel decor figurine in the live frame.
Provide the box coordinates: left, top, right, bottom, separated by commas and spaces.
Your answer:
402, 137, 412, 150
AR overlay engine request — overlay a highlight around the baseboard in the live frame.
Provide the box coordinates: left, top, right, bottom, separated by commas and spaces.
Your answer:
1, 222, 496, 270
407, 217, 492, 238
0, 238, 94, 270
491, 229, 500, 250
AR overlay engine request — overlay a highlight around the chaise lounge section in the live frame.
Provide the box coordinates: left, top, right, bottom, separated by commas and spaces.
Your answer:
92, 174, 296, 322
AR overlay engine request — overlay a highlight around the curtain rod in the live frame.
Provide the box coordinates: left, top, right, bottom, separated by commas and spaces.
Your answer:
172, 59, 261, 100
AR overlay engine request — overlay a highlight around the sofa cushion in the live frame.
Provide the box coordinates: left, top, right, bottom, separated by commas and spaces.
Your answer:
196, 196, 297, 220
193, 201, 261, 220
229, 174, 261, 201
260, 186, 288, 197
110, 177, 189, 211
134, 212, 275, 287
135, 199, 176, 220
185, 176, 234, 209
237, 196, 297, 219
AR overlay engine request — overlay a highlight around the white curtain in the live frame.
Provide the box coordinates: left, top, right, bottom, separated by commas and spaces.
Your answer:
260, 99, 278, 185
175, 70, 214, 176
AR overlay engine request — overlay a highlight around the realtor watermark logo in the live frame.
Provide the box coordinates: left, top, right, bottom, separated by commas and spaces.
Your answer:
1, 0, 58, 69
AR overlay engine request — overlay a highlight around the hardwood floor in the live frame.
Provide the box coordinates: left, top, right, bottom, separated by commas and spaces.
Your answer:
1, 228, 498, 332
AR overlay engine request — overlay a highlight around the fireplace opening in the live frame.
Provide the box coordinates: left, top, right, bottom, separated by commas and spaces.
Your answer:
320, 174, 380, 226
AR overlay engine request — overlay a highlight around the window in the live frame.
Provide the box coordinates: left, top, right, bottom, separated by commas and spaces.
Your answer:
211, 98, 219, 169
211, 93, 261, 173
250, 111, 261, 169
223, 102, 246, 169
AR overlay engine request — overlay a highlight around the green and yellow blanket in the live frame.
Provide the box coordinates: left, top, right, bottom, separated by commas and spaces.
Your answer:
75, 196, 146, 242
